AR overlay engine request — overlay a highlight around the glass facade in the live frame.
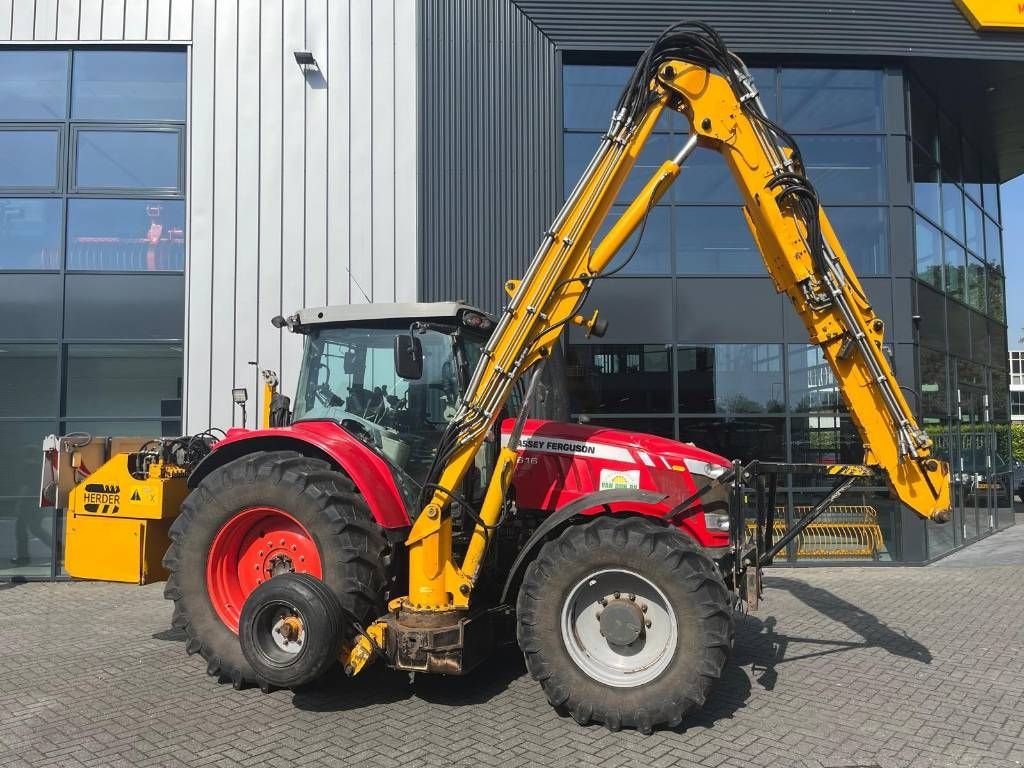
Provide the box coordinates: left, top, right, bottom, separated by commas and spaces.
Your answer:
0, 50, 186, 579
562, 62, 1010, 563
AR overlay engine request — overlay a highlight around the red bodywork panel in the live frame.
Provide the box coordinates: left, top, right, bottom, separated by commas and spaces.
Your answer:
205, 419, 731, 547
501, 419, 731, 549
207, 422, 412, 529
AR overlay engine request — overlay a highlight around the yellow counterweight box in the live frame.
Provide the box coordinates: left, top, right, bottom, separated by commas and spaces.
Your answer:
64, 452, 189, 584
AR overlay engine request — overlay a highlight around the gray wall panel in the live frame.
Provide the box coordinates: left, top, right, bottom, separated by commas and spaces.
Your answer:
515, 0, 1024, 61
55, 0, 79, 39
1, 0, 191, 41
34, 0, 57, 39
123, 0, 147, 38
419, 0, 560, 313
146, 0, 169, 39
0, 1, 12, 40
100, 0, 124, 40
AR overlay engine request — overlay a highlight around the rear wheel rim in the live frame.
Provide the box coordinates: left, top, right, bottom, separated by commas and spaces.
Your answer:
560, 568, 677, 688
206, 507, 323, 633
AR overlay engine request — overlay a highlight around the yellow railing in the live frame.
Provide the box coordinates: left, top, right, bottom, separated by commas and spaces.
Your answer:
746, 505, 884, 560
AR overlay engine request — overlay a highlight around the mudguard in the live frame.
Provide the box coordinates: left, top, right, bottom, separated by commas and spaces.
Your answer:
498, 488, 668, 604
187, 421, 410, 529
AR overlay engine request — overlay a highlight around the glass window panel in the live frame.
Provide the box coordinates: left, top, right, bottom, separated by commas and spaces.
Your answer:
826, 206, 888, 274
677, 344, 784, 414
0, 344, 58, 417
586, 417, 675, 440
66, 199, 185, 271
965, 255, 986, 313
1012, 392, 1024, 418
986, 263, 1005, 322
918, 347, 948, 423
0, 198, 61, 270
675, 207, 760, 274
677, 417, 786, 463
940, 179, 964, 241
791, 414, 863, 465
912, 144, 941, 224
943, 237, 965, 302
748, 67, 777, 121
0, 420, 55, 497
65, 344, 183, 418
0, 130, 59, 189
566, 344, 672, 414
914, 216, 943, 290
957, 358, 985, 388
72, 50, 186, 121
780, 68, 883, 132
789, 490, 897, 562
962, 140, 982, 204
981, 173, 999, 220
788, 345, 845, 413
0, 500, 54, 576
675, 146, 742, 204
564, 65, 632, 132
984, 216, 1001, 267
592, 205, 670, 274
0, 51, 67, 120
964, 199, 983, 256
970, 311, 988, 364
62, 419, 180, 438
938, 114, 961, 184
564, 132, 675, 203
909, 80, 939, 159
799, 136, 885, 203
75, 130, 179, 191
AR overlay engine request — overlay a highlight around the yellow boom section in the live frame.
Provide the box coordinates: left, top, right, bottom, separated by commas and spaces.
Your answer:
402, 32, 950, 612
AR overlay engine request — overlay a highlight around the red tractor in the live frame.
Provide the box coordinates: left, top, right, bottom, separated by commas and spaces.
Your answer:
166, 302, 735, 729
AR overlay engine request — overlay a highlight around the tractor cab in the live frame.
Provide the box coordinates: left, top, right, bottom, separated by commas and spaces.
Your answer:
284, 302, 499, 487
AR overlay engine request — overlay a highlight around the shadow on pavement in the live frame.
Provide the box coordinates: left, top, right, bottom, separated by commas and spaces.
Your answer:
733, 576, 932, 692
0, 580, 24, 591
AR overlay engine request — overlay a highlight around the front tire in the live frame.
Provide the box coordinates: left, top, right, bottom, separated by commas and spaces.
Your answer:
163, 450, 389, 689
516, 516, 733, 733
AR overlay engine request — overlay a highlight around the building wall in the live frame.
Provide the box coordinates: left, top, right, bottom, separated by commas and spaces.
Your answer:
1, 0, 420, 431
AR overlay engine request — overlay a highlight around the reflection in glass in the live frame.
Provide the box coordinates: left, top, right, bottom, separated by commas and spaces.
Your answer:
965, 255, 985, 313
677, 417, 786, 462
0, 198, 61, 269
563, 132, 674, 203
964, 199, 983, 256
780, 68, 883, 132
63, 420, 180, 439
791, 415, 862, 465
912, 144, 941, 224
799, 135, 885, 203
918, 347, 948, 423
0, 131, 59, 188
677, 344, 784, 414
675, 207, 760, 274
0, 344, 58, 417
65, 344, 183, 418
943, 237, 965, 301
567, 344, 672, 414
986, 264, 1004, 322
563, 65, 631, 132
981, 175, 999, 220
0, 420, 56, 575
0, 51, 67, 120
72, 50, 187, 120
961, 140, 982, 204
940, 180, 964, 241
592, 205, 670, 274
674, 146, 742, 204
826, 207, 888, 274
984, 216, 1001, 266
75, 130, 179, 190
66, 199, 185, 271
914, 216, 942, 290
788, 345, 844, 413
587, 417, 675, 440
939, 115, 962, 183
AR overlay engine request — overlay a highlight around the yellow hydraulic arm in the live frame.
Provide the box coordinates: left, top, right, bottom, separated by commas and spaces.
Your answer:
402, 22, 950, 613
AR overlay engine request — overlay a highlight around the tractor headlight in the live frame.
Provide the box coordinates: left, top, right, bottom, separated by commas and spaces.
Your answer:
703, 512, 730, 532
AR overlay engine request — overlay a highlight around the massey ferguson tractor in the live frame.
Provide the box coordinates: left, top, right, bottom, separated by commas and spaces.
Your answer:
50, 22, 951, 733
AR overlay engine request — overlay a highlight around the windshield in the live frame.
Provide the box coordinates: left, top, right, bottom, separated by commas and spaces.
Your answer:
294, 324, 475, 486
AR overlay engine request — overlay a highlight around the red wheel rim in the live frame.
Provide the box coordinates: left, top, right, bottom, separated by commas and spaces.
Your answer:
206, 507, 323, 633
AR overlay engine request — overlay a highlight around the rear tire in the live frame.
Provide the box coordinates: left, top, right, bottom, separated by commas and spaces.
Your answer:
516, 516, 733, 733
163, 450, 390, 689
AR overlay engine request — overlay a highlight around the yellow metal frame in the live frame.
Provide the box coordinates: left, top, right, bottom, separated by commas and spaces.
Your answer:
746, 505, 885, 559
397, 57, 950, 614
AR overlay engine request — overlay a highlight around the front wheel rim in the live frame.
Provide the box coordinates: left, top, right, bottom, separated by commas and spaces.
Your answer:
560, 568, 678, 688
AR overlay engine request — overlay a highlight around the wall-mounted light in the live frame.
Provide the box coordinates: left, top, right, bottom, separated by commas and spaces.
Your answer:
294, 50, 318, 71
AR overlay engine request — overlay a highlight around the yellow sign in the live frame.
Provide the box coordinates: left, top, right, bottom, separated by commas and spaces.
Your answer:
955, 0, 1024, 30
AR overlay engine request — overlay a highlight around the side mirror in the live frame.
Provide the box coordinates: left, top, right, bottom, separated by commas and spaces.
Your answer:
394, 335, 423, 380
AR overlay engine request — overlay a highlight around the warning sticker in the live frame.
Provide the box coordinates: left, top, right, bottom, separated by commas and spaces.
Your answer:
598, 469, 640, 491
128, 486, 156, 505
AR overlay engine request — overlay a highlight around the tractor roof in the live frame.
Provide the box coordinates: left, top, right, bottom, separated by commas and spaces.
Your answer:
289, 301, 494, 330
